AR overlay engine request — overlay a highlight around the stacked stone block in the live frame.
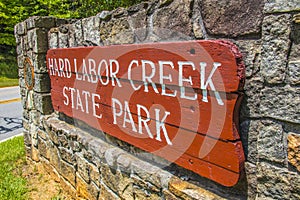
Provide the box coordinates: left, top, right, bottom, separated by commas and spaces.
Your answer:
15, 0, 300, 199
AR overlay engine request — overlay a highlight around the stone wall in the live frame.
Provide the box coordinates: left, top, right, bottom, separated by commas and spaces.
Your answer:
14, 0, 300, 199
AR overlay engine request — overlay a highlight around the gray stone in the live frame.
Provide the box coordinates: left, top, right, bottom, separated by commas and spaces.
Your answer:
290, 172, 300, 199
69, 20, 83, 47
240, 76, 264, 119
58, 134, 69, 148
264, 0, 300, 13
25, 146, 32, 158
245, 162, 257, 199
31, 53, 47, 73
257, 120, 286, 164
17, 55, 24, 70
168, 177, 223, 200
105, 148, 126, 168
287, 61, 300, 85
163, 189, 179, 200
152, 0, 193, 40
23, 130, 32, 146
82, 16, 101, 46
97, 11, 110, 20
192, 0, 205, 39
257, 162, 290, 199
16, 37, 24, 55
60, 159, 76, 186
234, 40, 261, 78
89, 163, 100, 187
37, 129, 47, 140
49, 142, 61, 171
131, 159, 171, 189
76, 173, 100, 200
261, 14, 291, 84
289, 42, 300, 62
201, 0, 263, 37
70, 140, 81, 152
101, 165, 133, 197
31, 146, 40, 162
33, 73, 50, 93
128, 10, 147, 42
58, 26, 69, 48
100, 17, 134, 45
59, 147, 75, 164
30, 110, 41, 126
76, 154, 91, 183
27, 28, 49, 53
26, 16, 56, 30
100, 164, 119, 193
38, 137, 49, 159
260, 86, 300, 124
240, 120, 258, 163
116, 154, 132, 173
132, 184, 160, 200
131, 174, 160, 193
15, 22, 26, 36
48, 130, 59, 145
127, 2, 148, 14
18, 69, 24, 81
99, 182, 121, 200
48, 28, 59, 49
112, 7, 127, 18
33, 93, 53, 115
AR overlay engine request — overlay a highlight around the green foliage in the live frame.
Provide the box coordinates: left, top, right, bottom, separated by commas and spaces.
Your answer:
0, 45, 18, 78
0, 77, 19, 88
0, 136, 28, 200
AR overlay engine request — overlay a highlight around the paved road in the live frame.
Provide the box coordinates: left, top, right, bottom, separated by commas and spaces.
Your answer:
0, 86, 23, 142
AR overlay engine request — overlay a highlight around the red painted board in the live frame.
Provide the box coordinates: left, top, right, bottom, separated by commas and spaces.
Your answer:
46, 40, 245, 92
51, 89, 244, 173
50, 75, 240, 140
46, 40, 245, 187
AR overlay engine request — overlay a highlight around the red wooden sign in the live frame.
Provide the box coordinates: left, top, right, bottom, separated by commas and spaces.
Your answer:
46, 40, 245, 187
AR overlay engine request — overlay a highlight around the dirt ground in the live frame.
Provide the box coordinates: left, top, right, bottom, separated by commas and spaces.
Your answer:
21, 160, 74, 200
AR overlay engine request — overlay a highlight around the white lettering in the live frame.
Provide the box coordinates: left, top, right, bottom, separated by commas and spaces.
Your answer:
112, 98, 123, 124
200, 62, 224, 105
92, 93, 102, 118
155, 109, 172, 145
142, 60, 159, 93
137, 104, 153, 138
178, 61, 197, 100
128, 60, 142, 90
123, 101, 137, 132
88, 59, 97, 83
159, 61, 176, 97
109, 59, 122, 87
74, 59, 82, 80
63, 86, 69, 105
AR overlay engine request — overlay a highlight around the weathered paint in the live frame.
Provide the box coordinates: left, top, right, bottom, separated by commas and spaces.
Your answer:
47, 40, 245, 187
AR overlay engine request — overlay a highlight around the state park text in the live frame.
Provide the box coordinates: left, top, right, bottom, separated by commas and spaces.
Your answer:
48, 57, 225, 145
46, 41, 245, 187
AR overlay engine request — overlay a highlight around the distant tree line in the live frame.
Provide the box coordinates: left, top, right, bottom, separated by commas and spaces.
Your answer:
0, 0, 143, 78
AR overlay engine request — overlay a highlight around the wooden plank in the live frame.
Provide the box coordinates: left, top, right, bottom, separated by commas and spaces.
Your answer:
51, 89, 244, 172
46, 40, 245, 92
46, 40, 245, 187
51, 89, 244, 186
50, 75, 240, 140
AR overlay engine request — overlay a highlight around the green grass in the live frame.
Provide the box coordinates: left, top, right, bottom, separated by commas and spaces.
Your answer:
0, 77, 19, 88
0, 136, 28, 200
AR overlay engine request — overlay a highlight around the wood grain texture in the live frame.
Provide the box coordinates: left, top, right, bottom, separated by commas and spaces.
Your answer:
47, 40, 245, 187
